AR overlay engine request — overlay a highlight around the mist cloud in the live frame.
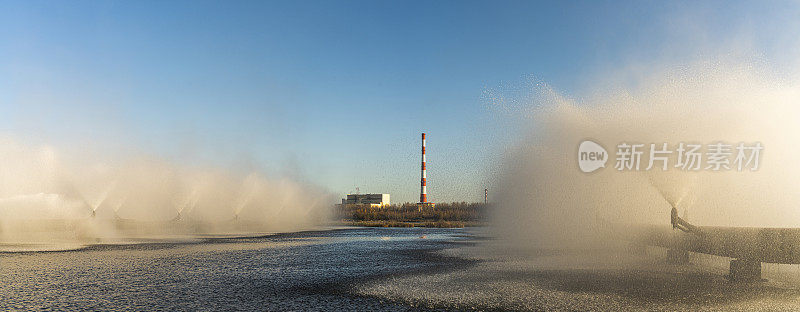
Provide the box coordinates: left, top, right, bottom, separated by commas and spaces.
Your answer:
487, 57, 800, 249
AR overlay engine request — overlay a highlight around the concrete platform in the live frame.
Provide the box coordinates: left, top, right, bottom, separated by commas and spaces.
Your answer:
666, 249, 690, 264
726, 259, 763, 282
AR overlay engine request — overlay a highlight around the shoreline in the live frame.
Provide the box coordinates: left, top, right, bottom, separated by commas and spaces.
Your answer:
340, 220, 486, 228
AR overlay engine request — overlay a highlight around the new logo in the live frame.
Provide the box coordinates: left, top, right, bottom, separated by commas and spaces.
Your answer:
578, 140, 608, 173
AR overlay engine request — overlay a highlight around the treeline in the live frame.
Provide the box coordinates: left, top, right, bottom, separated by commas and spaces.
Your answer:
339, 202, 487, 226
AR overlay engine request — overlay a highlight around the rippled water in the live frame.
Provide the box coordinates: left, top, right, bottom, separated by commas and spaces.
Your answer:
5, 227, 800, 311
0, 227, 473, 311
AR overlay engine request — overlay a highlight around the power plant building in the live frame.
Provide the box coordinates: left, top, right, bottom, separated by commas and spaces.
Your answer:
342, 194, 390, 207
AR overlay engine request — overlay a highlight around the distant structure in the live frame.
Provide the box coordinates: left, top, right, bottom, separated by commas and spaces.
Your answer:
420, 133, 427, 203
342, 194, 390, 207
418, 133, 434, 208
484, 188, 488, 204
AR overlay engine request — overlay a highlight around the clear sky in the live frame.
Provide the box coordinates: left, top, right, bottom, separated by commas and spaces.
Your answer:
1, 1, 798, 203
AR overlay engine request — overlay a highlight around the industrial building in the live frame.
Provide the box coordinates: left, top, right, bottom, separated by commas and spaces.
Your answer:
342, 194, 390, 207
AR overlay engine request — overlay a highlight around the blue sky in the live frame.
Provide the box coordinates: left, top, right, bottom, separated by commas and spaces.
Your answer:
1, 1, 798, 203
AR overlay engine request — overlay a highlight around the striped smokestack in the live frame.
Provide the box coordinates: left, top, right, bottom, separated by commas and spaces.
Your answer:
420, 132, 427, 203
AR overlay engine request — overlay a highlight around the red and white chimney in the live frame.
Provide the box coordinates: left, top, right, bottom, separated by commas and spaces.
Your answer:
420, 133, 427, 203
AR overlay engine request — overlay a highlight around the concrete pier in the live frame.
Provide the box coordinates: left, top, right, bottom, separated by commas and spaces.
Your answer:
666, 249, 690, 264
727, 259, 762, 282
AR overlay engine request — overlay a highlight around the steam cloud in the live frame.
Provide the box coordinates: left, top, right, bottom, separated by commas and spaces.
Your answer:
0, 137, 333, 244
487, 58, 800, 249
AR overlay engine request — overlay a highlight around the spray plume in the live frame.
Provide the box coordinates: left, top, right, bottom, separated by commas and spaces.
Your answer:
487, 58, 800, 249
0, 137, 334, 244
